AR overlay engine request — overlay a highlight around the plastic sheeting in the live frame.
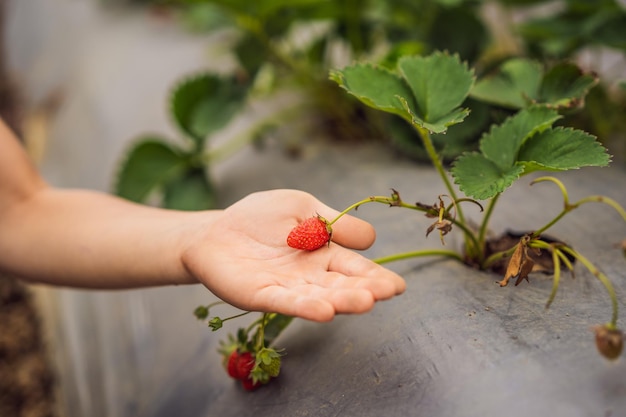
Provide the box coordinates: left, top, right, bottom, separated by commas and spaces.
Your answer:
8, 2, 626, 416
44, 142, 626, 417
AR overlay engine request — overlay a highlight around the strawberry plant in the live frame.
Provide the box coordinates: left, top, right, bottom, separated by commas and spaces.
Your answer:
114, 73, 249, 210
326, 51, 625, 359
116, 0, 626, 209
195, 51, 626, 390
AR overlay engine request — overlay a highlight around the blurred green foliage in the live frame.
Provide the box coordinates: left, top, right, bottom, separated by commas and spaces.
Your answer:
115, 0, 626, 209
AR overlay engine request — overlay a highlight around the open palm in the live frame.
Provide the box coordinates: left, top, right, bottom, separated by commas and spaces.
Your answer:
182, 189, 406, 322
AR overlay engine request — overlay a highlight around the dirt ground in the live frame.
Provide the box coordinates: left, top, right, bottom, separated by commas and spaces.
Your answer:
0, 275, 58, 417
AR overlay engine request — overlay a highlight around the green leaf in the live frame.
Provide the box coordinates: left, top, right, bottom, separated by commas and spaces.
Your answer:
400, 97, 471, 134
180, 3, 232, 33
451, 152, 525, 200
115, 139, 188, 203
235, 33, 268, 79
592, 14, 626, 49
518, 127, 611, 173
163, 168, 217, 210
262, 314, 294, 346
330, 64, 415, 121
397, 52, 474, 127
170, 73, 248, 145
189, 0, 329, 21
538, 62, 599, 109
391, 98, 491, 162
471, 58, 543, 109
479, 107, 562, 170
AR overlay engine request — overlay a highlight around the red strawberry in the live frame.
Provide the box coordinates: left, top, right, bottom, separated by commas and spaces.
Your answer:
241, 376, 262, 391
287, 215, 332, 251
226, 351, 255, 380
226, 351, 242, 379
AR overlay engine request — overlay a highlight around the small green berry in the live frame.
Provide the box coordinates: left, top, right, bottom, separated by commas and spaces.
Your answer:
209, 317, 224, 331
193, 306, 209, 320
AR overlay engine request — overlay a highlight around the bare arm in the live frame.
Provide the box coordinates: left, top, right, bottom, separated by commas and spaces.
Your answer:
0, 120, 405, 321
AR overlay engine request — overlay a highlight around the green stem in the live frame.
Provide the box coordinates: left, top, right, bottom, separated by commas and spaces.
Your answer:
373, 249, 465, 265
529, 176, 626, 237
222, 311, 252, 324
560, 246, 619, 327
327, 195, 415, 226
573, 195, 626, 222
416, 126, 463, 218
541, 244, 562, 309
476, 194, 500, 262
413, 126, 474, 256
532, 210, 569, 238
482, 244, 518, 271
206, 301, 227, 310
327, 194, 481, 254
256, 313, 269, 351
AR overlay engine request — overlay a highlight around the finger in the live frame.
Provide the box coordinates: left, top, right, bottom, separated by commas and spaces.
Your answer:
251, 284, 376, 322
302, 285, 376, 314
326, 249, 406, 299
315, 207, 376, 250
251, 286, 336, 322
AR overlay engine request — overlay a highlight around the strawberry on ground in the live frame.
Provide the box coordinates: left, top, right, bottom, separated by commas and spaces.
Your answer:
226, 351, 255, 380
287, 215, 332, 251
241, 376, 262, 391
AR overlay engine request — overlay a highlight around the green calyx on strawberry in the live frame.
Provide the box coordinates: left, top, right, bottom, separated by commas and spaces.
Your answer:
222, 346, 283, 391
287, 214, 333, 251
255, 347, 283, 378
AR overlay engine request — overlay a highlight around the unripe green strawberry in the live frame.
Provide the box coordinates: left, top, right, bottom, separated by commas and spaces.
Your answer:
287, 215, 332, 251
256, 347, 282, 378
259, 356, 281, 377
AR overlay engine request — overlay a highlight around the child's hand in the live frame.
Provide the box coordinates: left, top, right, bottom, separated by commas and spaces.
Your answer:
182, 189, 406, 322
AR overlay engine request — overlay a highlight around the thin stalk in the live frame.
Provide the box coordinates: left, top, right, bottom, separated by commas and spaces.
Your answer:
532, 194, 626, 239
574, 195, 626, 222
413, 126, 474, 256
476, 194, 500, 262
327, 195, 402, 225
373, 249, 465, 265
255, 313, 270, 351
532, 210, 569, 238
530, 176, 626, 238
560, 246, 619, 327
326, 194, 481, 253
221, 311, 252, 325
415, 126, 463, 219
545, 247, 561, 309
482, 244, 518, 271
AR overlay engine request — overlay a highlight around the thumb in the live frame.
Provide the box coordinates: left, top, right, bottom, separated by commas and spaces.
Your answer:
316, 205, 376, 250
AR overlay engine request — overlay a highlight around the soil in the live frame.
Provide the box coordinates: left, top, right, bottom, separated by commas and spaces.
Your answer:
485, 230, 575, 277
0, 275, 58, 417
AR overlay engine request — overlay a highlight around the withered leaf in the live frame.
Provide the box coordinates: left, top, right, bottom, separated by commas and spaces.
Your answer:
426, 219, 453, 245
498, 235, 535, 287
415, 201, 439, 218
